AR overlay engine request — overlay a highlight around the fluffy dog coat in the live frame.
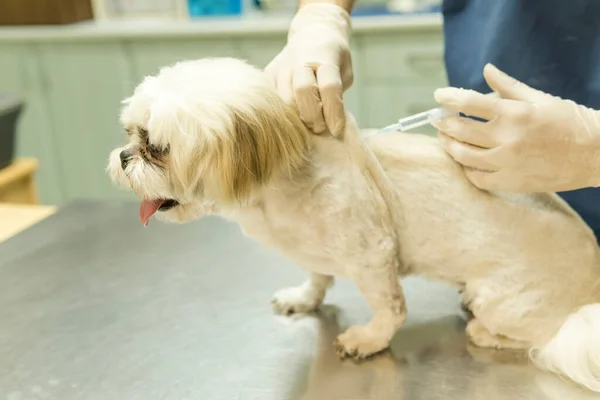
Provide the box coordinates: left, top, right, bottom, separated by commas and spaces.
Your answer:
107, 57, 600, 392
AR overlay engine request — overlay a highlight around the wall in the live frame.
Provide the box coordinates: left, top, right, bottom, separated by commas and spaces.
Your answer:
0, 14, 446, 205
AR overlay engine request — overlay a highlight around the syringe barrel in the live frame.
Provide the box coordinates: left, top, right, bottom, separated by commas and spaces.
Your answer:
397, 91, 499, 132
397, 107, 457, 132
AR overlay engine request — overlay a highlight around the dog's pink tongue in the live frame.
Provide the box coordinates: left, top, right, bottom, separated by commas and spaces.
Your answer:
140, 199, 164, 226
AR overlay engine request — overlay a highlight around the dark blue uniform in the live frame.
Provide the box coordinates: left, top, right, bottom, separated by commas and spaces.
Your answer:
442, 0, 600, 237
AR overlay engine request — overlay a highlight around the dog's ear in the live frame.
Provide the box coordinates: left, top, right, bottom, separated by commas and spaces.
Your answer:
206, 100, 309, 205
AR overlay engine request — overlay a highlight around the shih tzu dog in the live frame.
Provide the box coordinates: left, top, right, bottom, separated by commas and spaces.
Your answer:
107, 57, 600, 393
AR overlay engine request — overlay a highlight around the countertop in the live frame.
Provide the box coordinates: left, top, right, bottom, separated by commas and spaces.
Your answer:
0, 13, 442, 42
0, 200, 596, 399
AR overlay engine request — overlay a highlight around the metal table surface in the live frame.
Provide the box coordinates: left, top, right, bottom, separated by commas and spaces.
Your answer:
0, 201, 597, 400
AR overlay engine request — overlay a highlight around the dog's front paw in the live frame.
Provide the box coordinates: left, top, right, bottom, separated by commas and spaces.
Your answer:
333, 325, 390, 360
271, 285, 322, 316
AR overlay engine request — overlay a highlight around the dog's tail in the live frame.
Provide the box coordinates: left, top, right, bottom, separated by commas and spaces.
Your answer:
531, 303, 600, 392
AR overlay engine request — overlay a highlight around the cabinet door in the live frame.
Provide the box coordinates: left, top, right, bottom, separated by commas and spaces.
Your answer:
237, 36, 286, 69
358, 31, 446, 84
363, 83, 445, 136
0, 44, 64, 205
39, 42, 135, 202
355, 30, 447, 133
127, 39, 238, 83
344, 41, 363, 125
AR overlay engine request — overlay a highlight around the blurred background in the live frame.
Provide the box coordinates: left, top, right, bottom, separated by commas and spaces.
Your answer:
0, 0, 445, 207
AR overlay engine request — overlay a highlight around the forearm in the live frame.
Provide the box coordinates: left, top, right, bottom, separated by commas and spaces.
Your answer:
297, 0, 355, 13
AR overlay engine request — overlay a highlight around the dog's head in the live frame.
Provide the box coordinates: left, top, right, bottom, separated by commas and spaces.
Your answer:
107, 58, 309, 226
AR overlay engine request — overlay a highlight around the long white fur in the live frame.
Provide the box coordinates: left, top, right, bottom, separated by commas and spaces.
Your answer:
107, 57, 600, 392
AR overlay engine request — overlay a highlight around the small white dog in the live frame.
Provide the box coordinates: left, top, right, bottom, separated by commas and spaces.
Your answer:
108, 57, 600, 392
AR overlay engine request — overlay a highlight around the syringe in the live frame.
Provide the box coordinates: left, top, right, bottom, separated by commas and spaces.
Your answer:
379, 91, 499, 133
378, 107, 456, 133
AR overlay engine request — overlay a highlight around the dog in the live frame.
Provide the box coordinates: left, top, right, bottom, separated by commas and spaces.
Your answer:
107, 57, 600, 392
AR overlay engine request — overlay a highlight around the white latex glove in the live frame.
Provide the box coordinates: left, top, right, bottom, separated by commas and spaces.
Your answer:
264, 3, 353, 136
432, 63, 600, 193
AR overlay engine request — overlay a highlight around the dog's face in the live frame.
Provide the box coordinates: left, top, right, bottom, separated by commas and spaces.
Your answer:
107, 58, 308, 226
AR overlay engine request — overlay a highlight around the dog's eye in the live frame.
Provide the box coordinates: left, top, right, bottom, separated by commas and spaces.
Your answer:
148, 144, 162, 155
138, 128, 167, 159
147, 140, 169, 158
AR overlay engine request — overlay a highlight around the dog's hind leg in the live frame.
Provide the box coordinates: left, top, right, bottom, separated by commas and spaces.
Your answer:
466, 319, 531, 350
272, 272, 334, 315
334, 255, 407, 360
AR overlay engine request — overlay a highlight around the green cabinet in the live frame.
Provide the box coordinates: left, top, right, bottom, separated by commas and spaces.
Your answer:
0, 15, 446, 205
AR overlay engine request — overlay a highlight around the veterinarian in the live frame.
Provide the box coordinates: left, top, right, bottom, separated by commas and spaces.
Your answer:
265, 0, 600, 239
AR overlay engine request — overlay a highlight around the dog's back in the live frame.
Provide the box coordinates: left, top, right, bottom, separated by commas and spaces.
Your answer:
365, 131, 598, 280
366, 130, 600, 349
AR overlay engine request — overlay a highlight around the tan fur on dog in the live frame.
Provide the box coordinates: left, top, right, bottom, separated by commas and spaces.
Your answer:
107, 57, 600, 392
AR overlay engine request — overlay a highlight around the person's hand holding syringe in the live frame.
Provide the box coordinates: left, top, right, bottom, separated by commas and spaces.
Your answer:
380, 91, 499, 133
389, 63, 600, 193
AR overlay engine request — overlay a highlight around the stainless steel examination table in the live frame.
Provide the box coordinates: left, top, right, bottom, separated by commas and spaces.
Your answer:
1, 201, 598, 400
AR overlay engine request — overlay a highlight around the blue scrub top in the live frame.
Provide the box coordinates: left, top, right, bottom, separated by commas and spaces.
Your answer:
442, 0, 600, 237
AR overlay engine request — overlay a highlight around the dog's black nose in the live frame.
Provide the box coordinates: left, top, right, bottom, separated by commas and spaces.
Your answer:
120, 149, 133, 170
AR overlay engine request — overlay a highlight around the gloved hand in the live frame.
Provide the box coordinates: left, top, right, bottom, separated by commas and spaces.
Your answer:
432, 63, 600, 193
264, 3, 353, 136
